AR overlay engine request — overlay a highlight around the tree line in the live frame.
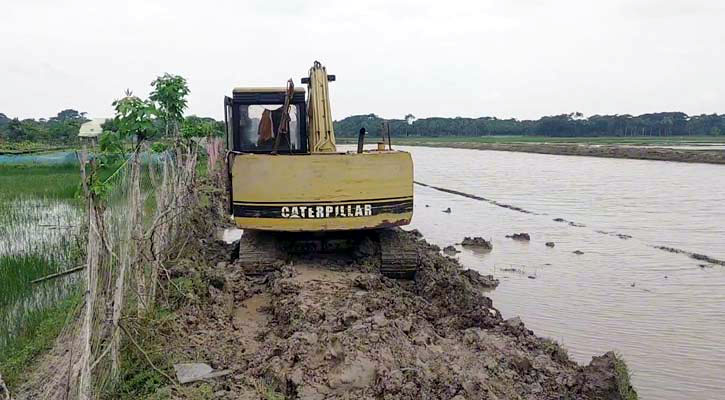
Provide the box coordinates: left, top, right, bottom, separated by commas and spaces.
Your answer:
334, 112, 725, 137
5, 108, 724, 145
0, 109, 87, 144
0, 108, 223, 146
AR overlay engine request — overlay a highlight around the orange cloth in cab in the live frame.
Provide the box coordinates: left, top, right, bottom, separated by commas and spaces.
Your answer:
257, 109, 275, 145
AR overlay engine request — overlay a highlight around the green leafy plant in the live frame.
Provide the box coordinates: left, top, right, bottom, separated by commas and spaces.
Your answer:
150, 74, 190, 137
99, 130, 127, 160
181, 115, 223, 139
150, 142, 169, 153
93, 90, 161, 197
112, 91, 158, 142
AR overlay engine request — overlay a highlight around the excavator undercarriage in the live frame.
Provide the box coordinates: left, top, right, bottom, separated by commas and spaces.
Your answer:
235, 228, 419, 279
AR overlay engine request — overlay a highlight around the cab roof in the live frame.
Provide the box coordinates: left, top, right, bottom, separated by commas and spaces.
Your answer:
233, 87, 305, 94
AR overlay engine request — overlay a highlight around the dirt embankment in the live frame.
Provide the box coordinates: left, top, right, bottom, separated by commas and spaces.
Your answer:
409, 141, 725, 164
158, 228, 635, 399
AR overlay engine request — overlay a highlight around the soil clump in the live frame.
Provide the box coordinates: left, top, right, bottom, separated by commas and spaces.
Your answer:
506, 232, 531, 241
460, 236, 493, 249
442, 245, 460, 255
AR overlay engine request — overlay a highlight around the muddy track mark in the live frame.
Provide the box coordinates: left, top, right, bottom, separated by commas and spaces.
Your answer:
652, 246, 725, 267
414, 181, 540, 215
552, 217, 586, 227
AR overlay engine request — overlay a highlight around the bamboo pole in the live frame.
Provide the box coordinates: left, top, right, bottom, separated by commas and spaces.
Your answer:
30, 265, 85, 284
110, 155, 136, 378
78, 191, 101, 399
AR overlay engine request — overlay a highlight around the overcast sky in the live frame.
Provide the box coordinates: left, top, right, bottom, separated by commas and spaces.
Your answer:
1, 0, 724, 121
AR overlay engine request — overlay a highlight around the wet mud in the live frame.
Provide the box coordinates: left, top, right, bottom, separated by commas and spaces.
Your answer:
442, 245, 461, 255
459, 236, 493, 249
506, 233, 531, 241
158, 226, 635, 399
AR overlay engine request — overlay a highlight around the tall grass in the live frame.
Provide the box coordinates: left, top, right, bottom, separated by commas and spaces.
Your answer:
615, 354, 639, 400
0, 294, 81, 388
0, 161, 85, 362
0, 196, 83, 349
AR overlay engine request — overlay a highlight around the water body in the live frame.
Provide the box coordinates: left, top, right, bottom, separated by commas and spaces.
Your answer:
397, 145, 725, 400
0, 150, 169, 165
0, 150, 78, 165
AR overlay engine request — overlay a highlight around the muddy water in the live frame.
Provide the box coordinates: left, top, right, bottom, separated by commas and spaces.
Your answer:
390, 145, 725, 400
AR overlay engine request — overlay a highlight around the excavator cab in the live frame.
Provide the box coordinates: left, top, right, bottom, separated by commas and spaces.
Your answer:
224, 87, 307, 153
225, 62, 417, 278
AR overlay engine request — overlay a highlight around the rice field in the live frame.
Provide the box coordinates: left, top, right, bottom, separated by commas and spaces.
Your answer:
0, 163, 83, 352
0, 150, 186, 386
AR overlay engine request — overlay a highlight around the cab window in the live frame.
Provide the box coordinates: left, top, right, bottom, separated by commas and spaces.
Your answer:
237, 104, 301, 152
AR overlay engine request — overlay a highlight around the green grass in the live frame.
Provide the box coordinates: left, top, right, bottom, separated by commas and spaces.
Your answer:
0, 253, 66, 308
0, 163, 84, 371
0, 141, 71, 154
614, 354, 639, 400
0, 197, 82, 350
0, 293, 81, 388
339, 135, 725, 146
0, 163, 81, 200
101, 308, 178, 400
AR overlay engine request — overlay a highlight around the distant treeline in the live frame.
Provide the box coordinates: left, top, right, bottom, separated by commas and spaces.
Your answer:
334, 112, 725, 137
0, 109, 223, 145
5, 109, 724, 144
0, 109, 86, 145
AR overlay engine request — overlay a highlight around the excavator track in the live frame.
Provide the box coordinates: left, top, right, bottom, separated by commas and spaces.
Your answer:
378, 229, 419, 279
236, 231, 286, 275
235, 229, 419, 279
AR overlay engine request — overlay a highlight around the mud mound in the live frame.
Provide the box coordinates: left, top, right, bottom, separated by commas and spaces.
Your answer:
160, 230, 633, 399
460, 236, 493, 249
506, 232, 531, 241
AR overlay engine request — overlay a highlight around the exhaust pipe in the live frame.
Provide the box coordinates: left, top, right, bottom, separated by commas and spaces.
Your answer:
357, 128, 366, 153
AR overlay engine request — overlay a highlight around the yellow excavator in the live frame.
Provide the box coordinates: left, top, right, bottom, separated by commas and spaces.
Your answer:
224, 61, 417, 278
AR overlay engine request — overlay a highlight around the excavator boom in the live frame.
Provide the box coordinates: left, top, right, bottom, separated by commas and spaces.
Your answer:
306, 61, 337, 153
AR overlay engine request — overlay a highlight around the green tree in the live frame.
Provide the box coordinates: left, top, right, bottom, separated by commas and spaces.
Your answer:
181, 115, 224, 139
99, 91, 158, 166
149, 74, 190, 137
100, 118, 119, 133
7, 119, 25, 141
111, 91, 158, 142
49, 109, 87, 123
